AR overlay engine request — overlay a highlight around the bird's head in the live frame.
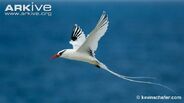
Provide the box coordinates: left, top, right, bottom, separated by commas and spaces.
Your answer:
52, 49, 66, 59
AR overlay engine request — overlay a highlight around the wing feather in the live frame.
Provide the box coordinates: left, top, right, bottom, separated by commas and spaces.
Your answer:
69, 24, 86, 50
77, 11, 109, 55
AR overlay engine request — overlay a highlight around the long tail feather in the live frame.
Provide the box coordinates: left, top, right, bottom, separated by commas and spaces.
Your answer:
97, 61, 176, 93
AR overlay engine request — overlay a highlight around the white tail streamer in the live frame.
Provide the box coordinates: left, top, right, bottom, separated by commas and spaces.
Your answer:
98, 61, 176, 93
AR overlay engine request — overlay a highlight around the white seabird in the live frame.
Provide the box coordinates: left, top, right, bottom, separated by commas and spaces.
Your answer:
52, 11, 175, 93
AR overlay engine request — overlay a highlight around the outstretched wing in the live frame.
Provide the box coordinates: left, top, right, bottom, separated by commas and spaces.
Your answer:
69, 24, 86, 50
77, 11, 109, 56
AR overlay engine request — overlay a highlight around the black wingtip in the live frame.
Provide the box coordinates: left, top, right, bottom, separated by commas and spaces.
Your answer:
71, 36, 77, 41
102, 11, 108, 19
71, 24, 83, 41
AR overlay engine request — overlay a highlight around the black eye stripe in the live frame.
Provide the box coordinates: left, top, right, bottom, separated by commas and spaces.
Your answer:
58, 50, 66, 55
59, 52, 62, 55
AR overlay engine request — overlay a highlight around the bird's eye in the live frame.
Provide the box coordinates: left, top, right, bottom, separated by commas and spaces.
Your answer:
59, 52, 62, 55
58, 50, 66, 56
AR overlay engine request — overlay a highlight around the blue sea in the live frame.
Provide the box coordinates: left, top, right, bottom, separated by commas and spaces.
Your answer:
0, 1, 184, 103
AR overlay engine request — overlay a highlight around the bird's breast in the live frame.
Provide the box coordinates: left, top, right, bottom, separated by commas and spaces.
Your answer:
64, 51, 95, 63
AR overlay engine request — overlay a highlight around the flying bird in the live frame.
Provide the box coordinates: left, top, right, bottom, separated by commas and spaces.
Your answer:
52, 11, 175, 93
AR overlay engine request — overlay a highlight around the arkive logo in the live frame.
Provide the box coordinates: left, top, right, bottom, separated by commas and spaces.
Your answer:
4, 2, 52, 16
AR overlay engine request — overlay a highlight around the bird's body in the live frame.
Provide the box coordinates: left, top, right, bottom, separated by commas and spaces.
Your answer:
53, 11, 109, 68
61, 49, 98, 65
52, 11, 175, 93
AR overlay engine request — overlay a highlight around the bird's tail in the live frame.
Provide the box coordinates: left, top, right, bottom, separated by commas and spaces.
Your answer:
96, 60, 176, 93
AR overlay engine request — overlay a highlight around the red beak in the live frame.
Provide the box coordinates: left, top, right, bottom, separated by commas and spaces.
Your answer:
52, 54, 60, 59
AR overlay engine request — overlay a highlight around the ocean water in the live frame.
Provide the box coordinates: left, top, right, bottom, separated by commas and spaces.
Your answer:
0, 1, 184, 103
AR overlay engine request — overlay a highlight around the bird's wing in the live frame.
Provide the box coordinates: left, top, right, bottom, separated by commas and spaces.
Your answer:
69, 24, 86, 50
77, 11, 109, 55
